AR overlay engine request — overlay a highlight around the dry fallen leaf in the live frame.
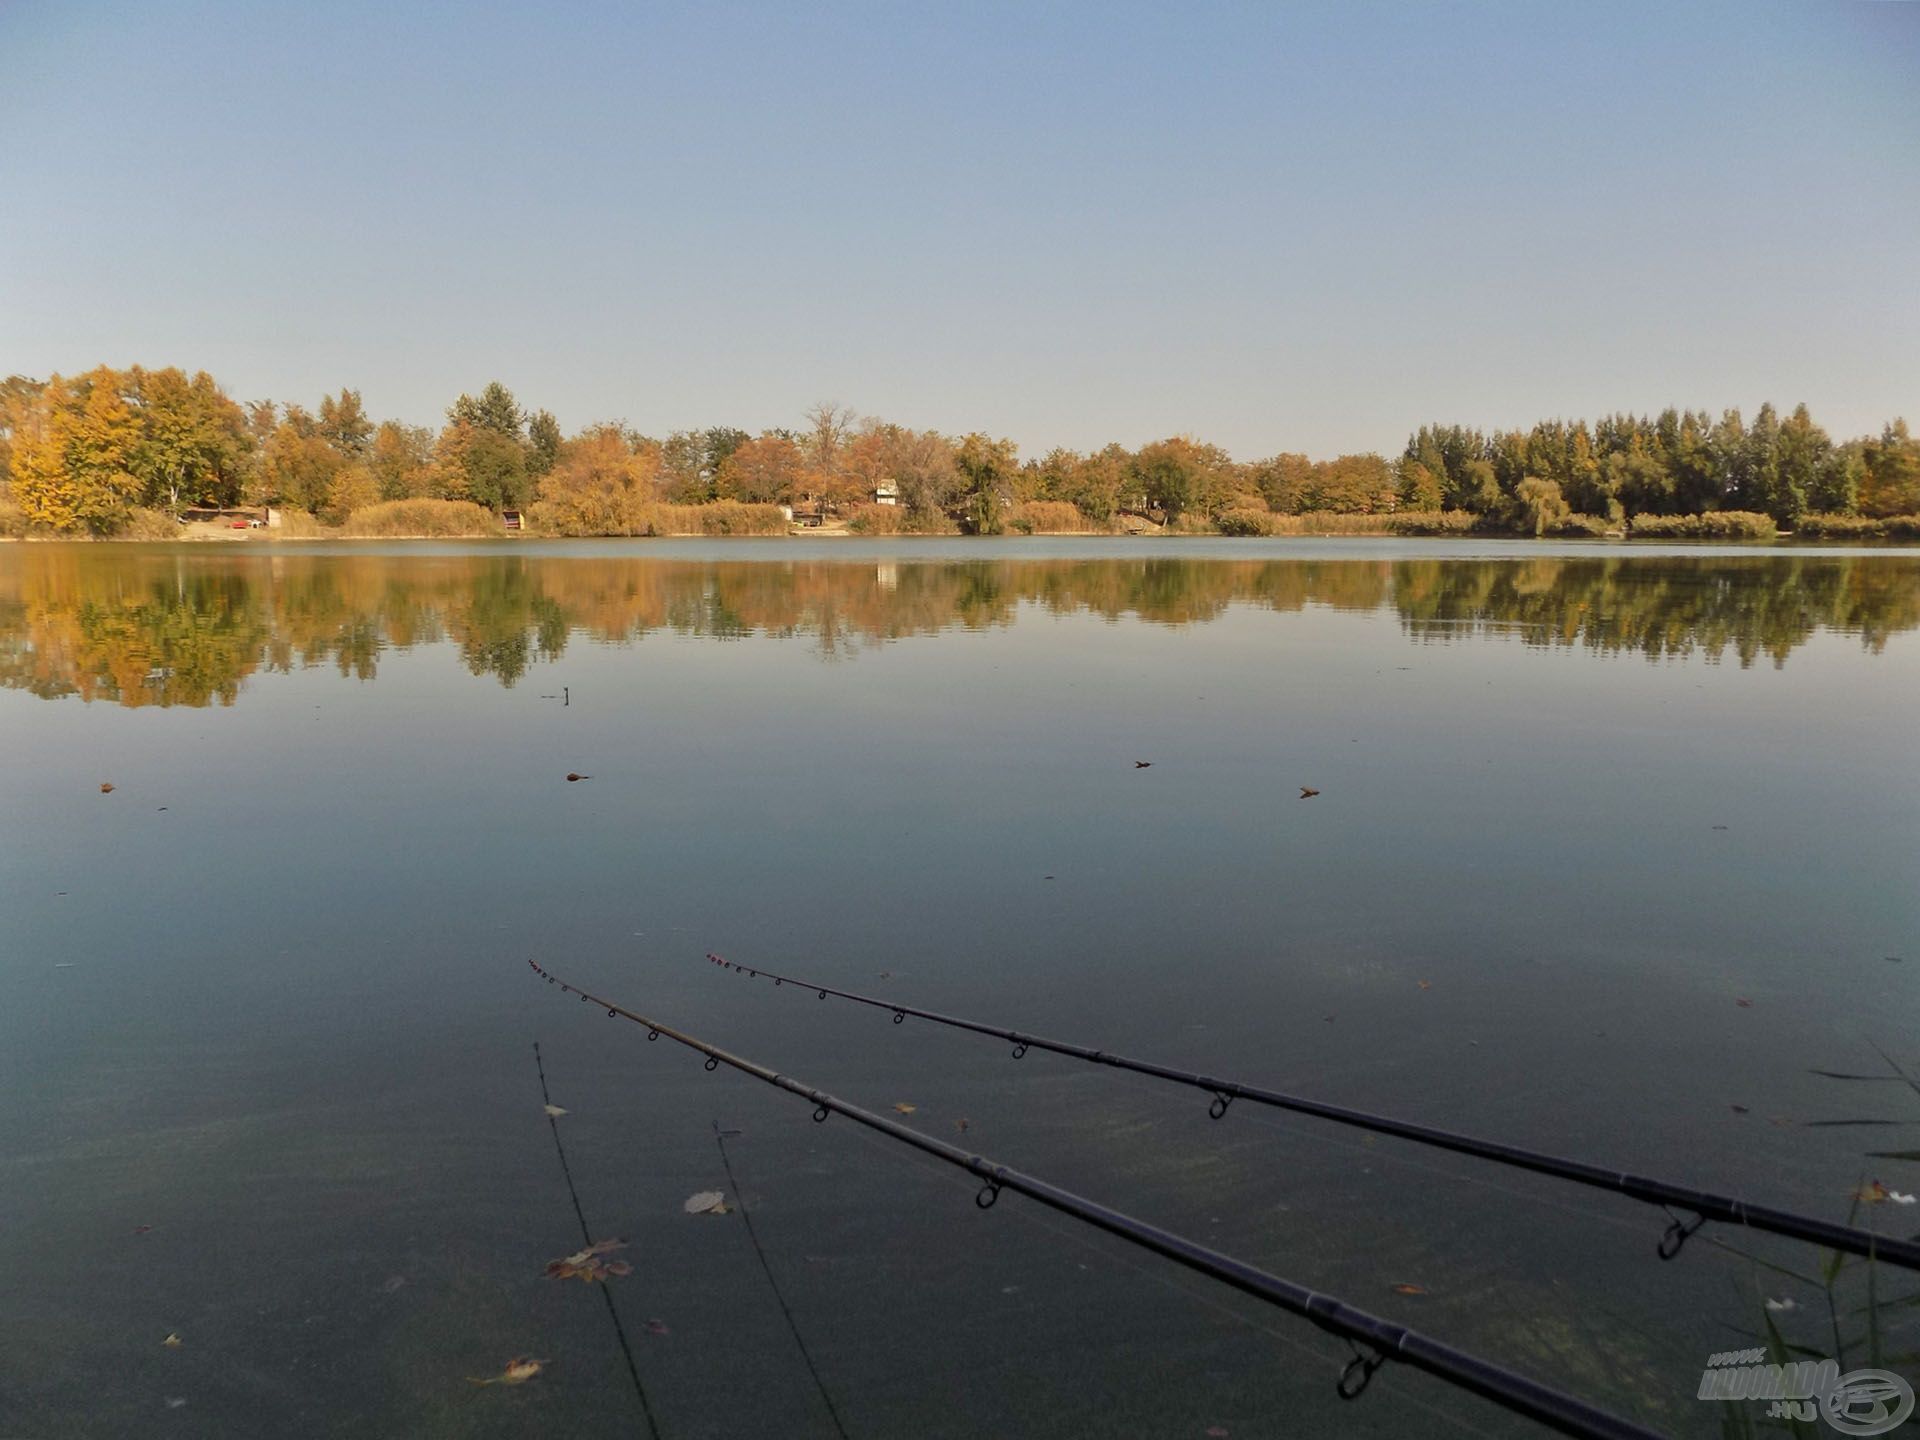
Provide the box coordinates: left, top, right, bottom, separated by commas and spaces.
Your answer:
100, 782, 115, 794
683, 1191, 726, 1215
892, 1103, 917, 1115
546, 1238, 630, 1281
1389, 1283, 1427, 1296
565, 773, 590, 782
470, 1356, 547, 1386
162, 1332, 182, 1347
1853, 1180, 1891, 1204
1416, 980, 1432, 990
543, 1104, 568, 1118
1298, 786, 1319, 799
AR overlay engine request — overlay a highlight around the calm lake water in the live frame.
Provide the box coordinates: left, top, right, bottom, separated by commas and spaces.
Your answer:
2, 538, 1917, 1439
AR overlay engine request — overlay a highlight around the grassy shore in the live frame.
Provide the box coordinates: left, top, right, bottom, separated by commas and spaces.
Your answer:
6, 497, 1918, 543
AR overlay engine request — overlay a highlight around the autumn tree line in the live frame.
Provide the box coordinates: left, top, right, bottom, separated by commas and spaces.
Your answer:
2, 365, 1917, 538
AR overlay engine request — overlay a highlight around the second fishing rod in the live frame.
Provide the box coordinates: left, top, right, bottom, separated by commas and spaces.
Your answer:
703, 952, 1920, 1275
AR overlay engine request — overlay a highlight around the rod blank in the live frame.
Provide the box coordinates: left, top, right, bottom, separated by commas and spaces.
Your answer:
706, 953, 1920, 1275
532, 959, 1659, 1440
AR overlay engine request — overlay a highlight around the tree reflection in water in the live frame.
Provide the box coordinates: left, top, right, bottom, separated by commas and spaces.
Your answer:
0, 547, 1913, 707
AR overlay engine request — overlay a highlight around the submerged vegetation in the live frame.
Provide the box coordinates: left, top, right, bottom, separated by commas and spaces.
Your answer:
2, 368, 1917, 540
2, 549, 1914, 705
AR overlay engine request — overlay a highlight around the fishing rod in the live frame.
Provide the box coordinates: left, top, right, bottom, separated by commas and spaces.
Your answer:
529, 959, 1661, 1440
703, 953, 1920, 1275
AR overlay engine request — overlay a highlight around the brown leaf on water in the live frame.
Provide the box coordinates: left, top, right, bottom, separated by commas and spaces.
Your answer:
543, 1104, 569, 1117
955, 1118, 971, 1133
565, 773, 590, 782
161, 1332, 182, 1347
1852, 1180, 1891, 1204
1389, 1283, 1427, 1296
683, 1191, 726, 1215
547, 1238, 629, 1280
100, 782, 115, 794
469, 1356, 547, 1386
892, 1103, 917, 1115
1298, 786, 1319, 798
1416, 981, 1432, 990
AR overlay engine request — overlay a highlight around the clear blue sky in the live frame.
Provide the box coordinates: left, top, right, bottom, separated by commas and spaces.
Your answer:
2, 1, 1915, 459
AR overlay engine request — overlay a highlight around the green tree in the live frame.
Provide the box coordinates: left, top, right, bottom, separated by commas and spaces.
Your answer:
954, 433, 1018, 534
527, 409, 562, 478
1511, 476, 1570, 535
317, 389, 374, 456
450, 382, 525, 437
128, 367, 252, 512
437, 421, 530, 510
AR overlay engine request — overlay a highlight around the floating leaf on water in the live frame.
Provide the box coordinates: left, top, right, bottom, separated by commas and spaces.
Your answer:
132, 1224, 154, 1235
955, 1118, 971, 1133
892, 1103, 917, 1115
565, 773, 590, 782
1389, 1283, 1427, 1296
380, 1275, 407, 1293
100, 783, 115, 794
469, 1356, 547, 1386
162, 1332, 182, 1347
543, 1104, 569, 1118
1852, 1181, 1892, 1204
1730, 1105, 1750, 1115
1735, 998, 1753, 1008
547, 1238, 629, 1280
1765, 1298, 1798, 1312
683, 1191, 726, 1215
1298, 786, 1319, 798
644, 1319, 669, 1336
1206, 1428, 1230, 1438
1416, 981, 1432, 991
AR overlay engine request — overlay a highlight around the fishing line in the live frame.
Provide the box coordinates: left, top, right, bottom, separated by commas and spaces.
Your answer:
711, 1120, 852, 1439
535, 1041, 662, 1440
704, 953, 1920, 1274
531, 959, 1659, 1440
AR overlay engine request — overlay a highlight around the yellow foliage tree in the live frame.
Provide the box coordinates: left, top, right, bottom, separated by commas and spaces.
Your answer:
10, 370, 145, 533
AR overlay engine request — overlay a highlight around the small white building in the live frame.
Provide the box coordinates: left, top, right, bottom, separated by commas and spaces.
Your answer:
871, 482, 899, 507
